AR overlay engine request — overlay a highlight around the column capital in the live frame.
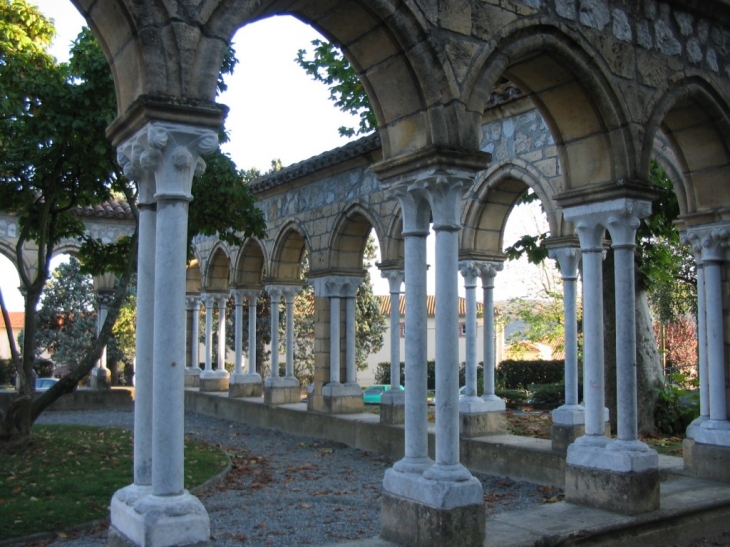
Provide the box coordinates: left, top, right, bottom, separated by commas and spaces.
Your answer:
458, 261, 481, 288
563, 198, 651, 248
311, 275, 362, 298
281, 284, 303, 303
684, 222, 730, 263
477, 261, 504, 289
116, 121, 218, 201
185, 294, 201, 309
412, 168, 473, 231
391, 185, 431, 236
265, 285, 284, 302
548, 246, 582, 280
380, 269, 404, 294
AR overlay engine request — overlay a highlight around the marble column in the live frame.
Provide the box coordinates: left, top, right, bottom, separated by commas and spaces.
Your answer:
564, 198, 658, 515
380, 270, 405, 425
547, 243, 584, 451
229, 289, 263, 397
479, 261, 506, 409
263, 285, 300, 404
110, 150, 156, 523
282, 285, 302, 381
110, 121, 215, 547
199, 293, 229, 391
91, 275, 115, 389
315, 275, 363, 411
201, 293, 214, 375
184, 295, 201, 387
215, 294, 230, 375
686, 225, 730, 447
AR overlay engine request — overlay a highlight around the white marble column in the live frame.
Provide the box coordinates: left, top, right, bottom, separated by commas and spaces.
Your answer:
344, 281, 361, 387
231, 289, 246, 380
382, 270, 404, 392
282, 285, 302, 380
687, 224, 730, 447
244, 290, 261, 377
111, 122, 215, 546
184, 295, 202, 387
110, 153, 156, 513
201, 292, 215, 376
548, 245, 584, 426
266, 286, 284, 382
214, 294, 230, 378
230, 289, 263, 397
479, 261, 506, 409
458, 261, 489, 415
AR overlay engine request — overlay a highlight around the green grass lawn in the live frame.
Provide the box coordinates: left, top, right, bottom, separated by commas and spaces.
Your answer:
0, 424, 227, 541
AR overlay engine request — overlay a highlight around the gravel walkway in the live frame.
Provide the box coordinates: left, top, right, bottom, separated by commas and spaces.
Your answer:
29, 409, 558, 547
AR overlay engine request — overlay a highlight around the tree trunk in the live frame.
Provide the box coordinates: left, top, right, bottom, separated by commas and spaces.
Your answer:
603, 250, 664, 435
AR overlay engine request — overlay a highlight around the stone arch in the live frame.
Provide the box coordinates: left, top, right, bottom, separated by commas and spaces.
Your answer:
379, 211, 405, 269
461, 161, 560, 255
269, 222, 310, 282
327, 205, 379, 273
468, 26, 633, 191
643, 76, 730, 216
204, 244, 232, 290
233, 238, 267, 289
186, 259, 204, 294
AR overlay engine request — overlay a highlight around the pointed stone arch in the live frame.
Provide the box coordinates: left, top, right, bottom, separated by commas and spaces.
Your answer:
379, 210, 405, 269
269, 222, 310, 282
186, 259, 204, 294
204, 243, 232, 290
461, 161, 561, 255
233, 238, 267, 289
327, 205, 378, 273
644, 76, 730, 216
468, 26, 634, 191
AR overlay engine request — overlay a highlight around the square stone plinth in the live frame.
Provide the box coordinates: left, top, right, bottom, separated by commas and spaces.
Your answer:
380, 390, 405, 425
683, 439, 730, 483
199, 376, 229, 392
565, 463, 660, 514
551, 423, 585, 452
459, 411, 507, 438
184, 371, 200, 388
229, 381, 262, 398
381, 492, 485, 547
321, 394, 364, 414
264, 385, 300, 405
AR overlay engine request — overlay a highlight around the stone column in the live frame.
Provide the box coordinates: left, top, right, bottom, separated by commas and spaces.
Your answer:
547, 242, 585, 451
263, 285, 300, 404
380, 270, 405, 425
110, 150, 155, 526
314, 275, 363, 412
110, 121, 215, 547
479, 261, 506, 409
199, 293, 229, 392
564, 198, 659, 516
91, 274, 115, 389
686, 225, 730, 448
282, 285, 302, 381
229, 289, 263, 397
184, 295, 202, 387
684, 236, 708, 438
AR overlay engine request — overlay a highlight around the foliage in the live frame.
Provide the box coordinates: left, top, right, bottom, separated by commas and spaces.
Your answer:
496, 359, 565, 390
526, 382, 569, 406
0, 359, 13, 385
654, 372, 699, 435
354, 235, 387, 370
0, 425, 227, 541
295, 40, 376, 137
653, 316, 698, 373
500, 296, 566, 355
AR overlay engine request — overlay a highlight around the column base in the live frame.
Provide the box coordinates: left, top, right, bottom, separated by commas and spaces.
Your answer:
685, 415, 709, 439
566, 441, 659, 515
683, 438, 730, 482
263, 376, 300, 405
90, 367, 111, 390
184, 367, 201, 388
380, 468, 484, 547
551, 405, 585, 452
198, 370, 229, 392
109, 489, 209, 547
692, 419, 730, 447
228, 373, 262, 398
380, 390, 405, 425
480, 394, 507, 410
319, 382, 364, 414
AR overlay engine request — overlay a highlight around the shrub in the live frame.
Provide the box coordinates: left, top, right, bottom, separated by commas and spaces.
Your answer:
496, 388, 529, 408
527, 383, 565, 406
0, 359, 15, 385
654, 372, 699, 435
497, 359, 565, 390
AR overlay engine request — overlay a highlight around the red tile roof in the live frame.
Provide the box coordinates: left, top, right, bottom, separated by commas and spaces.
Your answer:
1, 311, 24, 329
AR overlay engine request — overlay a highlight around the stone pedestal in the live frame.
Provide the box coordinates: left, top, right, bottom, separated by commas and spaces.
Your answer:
229, 373, 263, 398
263, 376, 300, 405
380, 389, 405, 425
551, 404, 585, 452
109, 490, 209, 547
566, 442, 660, 514
90, 367, 111, 390
321, 382, 364, 414
199, 370, 229, 392
683, 438, 730, 483
459, 396, 507, 437
381, 469, 485, 547
184, 367, 201, 388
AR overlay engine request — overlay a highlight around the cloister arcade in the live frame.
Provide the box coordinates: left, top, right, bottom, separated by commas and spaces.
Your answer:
21, 0, 730, 545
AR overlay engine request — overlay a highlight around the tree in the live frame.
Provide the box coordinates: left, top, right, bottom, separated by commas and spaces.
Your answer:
0, 4, 266, 440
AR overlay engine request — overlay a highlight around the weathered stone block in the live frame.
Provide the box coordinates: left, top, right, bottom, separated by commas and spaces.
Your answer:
551, 423, 585, 452
459, 411, 507, 438
321, 394, 364, 414
381, 492, 485, 547
229, 382, 262, 398
683, 439, 730, 483
264, 385, 300, 405
380, 390, 405, 425
565, 464, 660, 514
199, 377, 229, 393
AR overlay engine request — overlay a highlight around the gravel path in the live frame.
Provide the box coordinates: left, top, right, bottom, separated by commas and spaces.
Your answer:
30, 410, 557, 547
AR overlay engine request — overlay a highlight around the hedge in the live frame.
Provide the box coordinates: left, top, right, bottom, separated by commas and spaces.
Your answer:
497, 359, 565, 390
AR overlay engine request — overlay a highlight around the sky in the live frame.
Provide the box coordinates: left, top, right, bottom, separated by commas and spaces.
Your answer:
0, 1, 549, 312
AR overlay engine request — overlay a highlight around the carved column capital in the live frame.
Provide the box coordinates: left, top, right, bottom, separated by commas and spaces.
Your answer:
458, 261, 481, 288
548, 246, 582, 280
311, 275, 363, 298
477, 261, 504, 289
684, 223, 730, 263
380, 269, 404, 294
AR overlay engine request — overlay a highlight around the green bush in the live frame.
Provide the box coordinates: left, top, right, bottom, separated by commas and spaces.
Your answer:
654, 372, 699, 435
497, 359, 565, 390
527, 383, 565, 406
0, 359, 15, 385
495, 388, 529, 408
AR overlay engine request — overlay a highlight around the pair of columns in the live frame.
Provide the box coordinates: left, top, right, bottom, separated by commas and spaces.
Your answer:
109, 121, 218, 546
263, 285, 302, 404
684, 224, 730, 448
198, 293, 230, 390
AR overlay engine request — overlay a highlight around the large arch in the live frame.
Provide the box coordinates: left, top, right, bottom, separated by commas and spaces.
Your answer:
327, 204, 379, 273
468, 26, 634, 192
644, 76, 730, 216
233, 238, 267, 289
203, 244, 232, 290
269, 222, 310, 281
